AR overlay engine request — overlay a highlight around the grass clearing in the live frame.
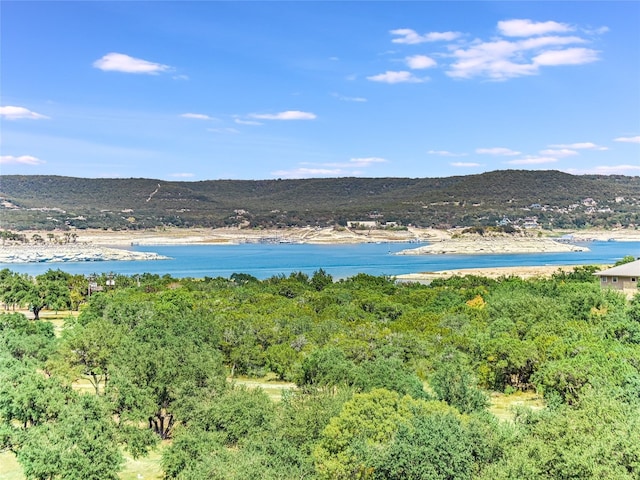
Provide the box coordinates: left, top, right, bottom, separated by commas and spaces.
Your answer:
229, 375, 297, 401
0, 451, 24, 480
119, 444, 166, 480
0, 445, 166, 480
488, 390, 545, 421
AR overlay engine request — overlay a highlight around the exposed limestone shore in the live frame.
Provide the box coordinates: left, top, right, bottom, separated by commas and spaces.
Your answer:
395, 236, 589, 255
0, 244, 169, 264
1, 226, 638, 264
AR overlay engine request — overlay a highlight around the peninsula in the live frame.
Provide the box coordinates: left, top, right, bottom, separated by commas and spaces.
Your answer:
0, 244, 169, 264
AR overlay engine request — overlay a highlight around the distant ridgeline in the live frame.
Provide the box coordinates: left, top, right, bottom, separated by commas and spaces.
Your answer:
1, 170, 639, 230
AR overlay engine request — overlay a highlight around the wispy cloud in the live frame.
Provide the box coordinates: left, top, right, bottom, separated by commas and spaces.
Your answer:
273, 157, 387, 178
533, 48, 599, 66
405, 55, 437, 70
476, 147, 521, 156
180, 113, 213, 120
0, 106, 49, 120
590, 164, 640, 174
93, 53, 171, 74
234, 118, 263, 125
390, 28, 461, 44
0, 155, 45, 165
331, 93, 367, 102
497, 19, 574, 37
272, 167, 344, 178
614, 136, 640, 144
428, 150, 468, 157
348, 157, 387, 167
207, 127, 240, 134
451, 162, 481, 167
248, 110, 317, 120
566, 164, 640, 175
371, 18, 605, 84
506, 156, 558, 165
168, 172, 195, 178
539, 148, 578, 157
367, 71, 425, 84
549, 142, 608, 150
447, 37, 599, 80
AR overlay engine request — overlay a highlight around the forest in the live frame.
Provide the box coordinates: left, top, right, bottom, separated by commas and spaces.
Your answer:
2, 170, 639, 230
1, 263, 640, 479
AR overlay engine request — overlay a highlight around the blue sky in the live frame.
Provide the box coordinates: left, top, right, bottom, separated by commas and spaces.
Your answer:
1, 1, 639, 180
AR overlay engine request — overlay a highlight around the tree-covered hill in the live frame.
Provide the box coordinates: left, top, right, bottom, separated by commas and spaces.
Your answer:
1, 170, 638, 230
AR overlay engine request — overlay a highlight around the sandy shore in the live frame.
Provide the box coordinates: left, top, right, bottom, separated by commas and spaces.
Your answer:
396, 265, 603, 283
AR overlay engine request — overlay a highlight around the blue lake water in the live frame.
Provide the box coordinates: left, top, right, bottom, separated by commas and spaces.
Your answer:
2, 241, 639, 280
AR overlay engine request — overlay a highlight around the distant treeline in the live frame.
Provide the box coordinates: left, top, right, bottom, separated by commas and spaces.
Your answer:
1, 170, 639, 230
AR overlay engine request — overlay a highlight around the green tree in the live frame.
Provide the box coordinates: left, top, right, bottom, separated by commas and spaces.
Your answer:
429, 350, 488, 413
313, 388, 457, 479
16, 395, 123, 480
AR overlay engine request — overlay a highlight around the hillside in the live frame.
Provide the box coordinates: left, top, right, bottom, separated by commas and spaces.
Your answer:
1, 170, 639, 230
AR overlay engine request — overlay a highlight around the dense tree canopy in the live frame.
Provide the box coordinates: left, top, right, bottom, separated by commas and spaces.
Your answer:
1, 266, 639, 479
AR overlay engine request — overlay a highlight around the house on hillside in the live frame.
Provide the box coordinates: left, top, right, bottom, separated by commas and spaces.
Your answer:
593, 259, 640, 297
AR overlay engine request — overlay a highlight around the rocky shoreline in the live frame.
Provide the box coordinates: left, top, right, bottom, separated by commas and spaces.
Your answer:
396, 236, 590, 255
1, 226, 638, 264
0, 244, 169, 264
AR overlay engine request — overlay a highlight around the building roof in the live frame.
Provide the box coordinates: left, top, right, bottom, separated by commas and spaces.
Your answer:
593, 259, 640, 277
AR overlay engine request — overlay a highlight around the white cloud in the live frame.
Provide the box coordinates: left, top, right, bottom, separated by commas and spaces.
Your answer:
451, 162, 482, 167
0, 155, 45, 165
428, 150, 468, 157
93, 53, 171, 74
497, 19, 574, 37
169, 173, 195, 178
388, 19, 602, 81
447, 40, 539, 80
506, 156, 558, 165
518, 35, 586, 50
539, 148, 578, 157
0, 106, 49, 120
549, 142, 608, 150
248, 110, 317, 120
390, 28, 461, 44
476, 147, 521, 156
234, 118, 263, 125
447, 28, 599, 80
614, 136, 640, 144
533, 48, 599, 66
367, 71, 425, 84
180, 113, 212, 120
405, 55, 437, 70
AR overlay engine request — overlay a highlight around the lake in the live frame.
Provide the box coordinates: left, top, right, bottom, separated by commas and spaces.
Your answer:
1, 241, 639, 279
